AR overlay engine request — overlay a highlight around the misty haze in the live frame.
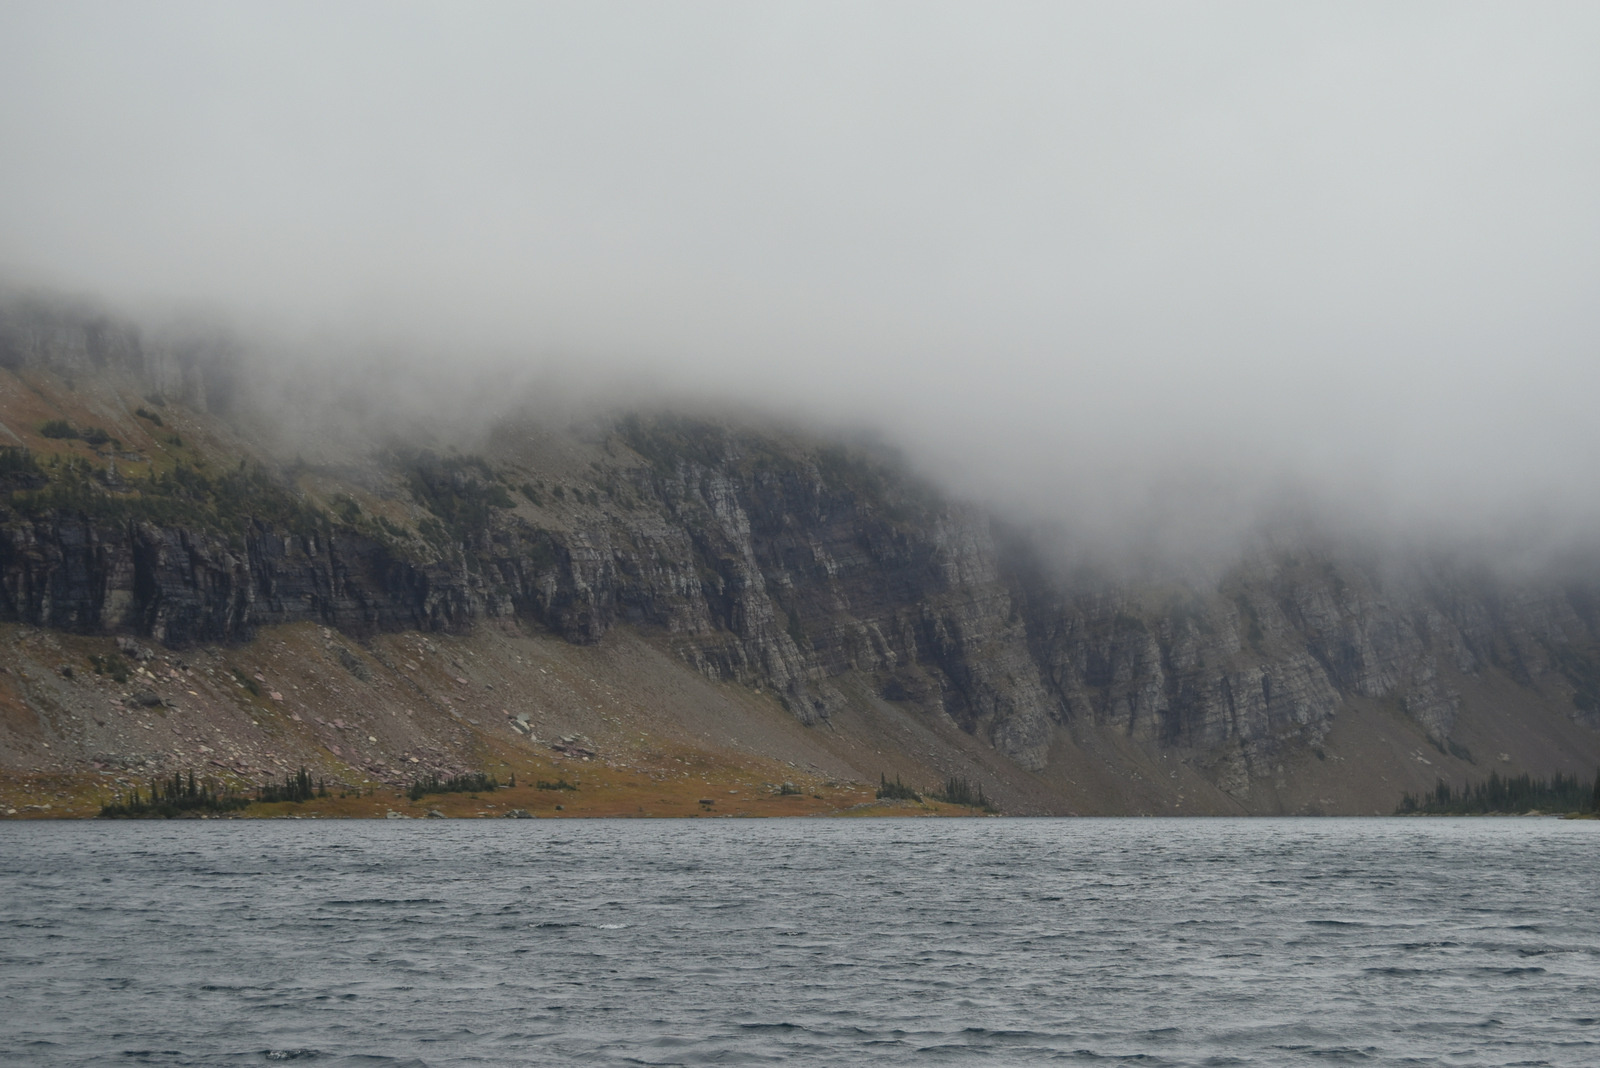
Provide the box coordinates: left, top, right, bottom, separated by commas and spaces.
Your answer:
2, 4, 1599, 1067
4, 3, 1598, 555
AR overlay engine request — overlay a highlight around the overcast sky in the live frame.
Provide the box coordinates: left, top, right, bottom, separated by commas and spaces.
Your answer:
3, 2, 1598, 557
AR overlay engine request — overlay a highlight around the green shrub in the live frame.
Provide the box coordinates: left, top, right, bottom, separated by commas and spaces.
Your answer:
876, 773, 920, 802
89, 652, 130, 684
230, 668, 261, 697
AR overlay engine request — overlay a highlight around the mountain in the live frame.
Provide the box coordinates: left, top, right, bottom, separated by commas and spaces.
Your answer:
3, 294, 1599, 817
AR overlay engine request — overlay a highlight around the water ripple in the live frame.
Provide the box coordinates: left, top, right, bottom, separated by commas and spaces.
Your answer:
1, 818, 1598, 1066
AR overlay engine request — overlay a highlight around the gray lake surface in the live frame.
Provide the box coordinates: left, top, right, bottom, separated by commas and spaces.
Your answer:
2, 818, 1597, 1066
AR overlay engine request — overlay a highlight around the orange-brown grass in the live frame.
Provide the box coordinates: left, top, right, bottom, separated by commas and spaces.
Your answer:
0, 771, 109, 818
0, 743, 986, 819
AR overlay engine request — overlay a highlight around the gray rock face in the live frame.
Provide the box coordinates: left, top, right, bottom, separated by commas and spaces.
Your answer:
4, 302, 1600, 785
0, 295, 241, 414
0, 515, 464, 645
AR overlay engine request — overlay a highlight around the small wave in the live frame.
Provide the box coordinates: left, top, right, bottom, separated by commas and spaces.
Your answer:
264, 1050, 321, 1062
1061, 1048, 1175, 1062
1274, 1044, 1378, 1060
956, 1026, 1088, 1046
118, 1050, 186, 1060
322, 899, 444, 906
1363, 967, 1431, 976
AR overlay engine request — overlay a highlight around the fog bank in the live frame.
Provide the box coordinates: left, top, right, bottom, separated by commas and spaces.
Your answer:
3, 2, 1597, 562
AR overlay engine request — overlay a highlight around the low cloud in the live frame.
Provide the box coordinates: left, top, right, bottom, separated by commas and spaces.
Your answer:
3, 3, 1597, 566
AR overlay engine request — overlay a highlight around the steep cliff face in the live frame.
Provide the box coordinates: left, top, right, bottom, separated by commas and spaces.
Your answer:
1011, 545, 1600, 795
4, 298, 1600, 811
0, 294, 241, 416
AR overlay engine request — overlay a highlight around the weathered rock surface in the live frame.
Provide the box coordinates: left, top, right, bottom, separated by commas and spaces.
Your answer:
4, 297, 1600, 804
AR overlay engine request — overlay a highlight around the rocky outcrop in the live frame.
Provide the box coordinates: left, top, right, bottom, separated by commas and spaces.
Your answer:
4, 298, 1600, 787
0, 515, 462, 644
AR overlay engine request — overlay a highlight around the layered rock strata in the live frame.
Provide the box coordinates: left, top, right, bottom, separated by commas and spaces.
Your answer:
3, 299, 1599, 793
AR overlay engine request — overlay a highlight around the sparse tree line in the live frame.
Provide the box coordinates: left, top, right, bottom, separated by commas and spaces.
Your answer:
257, 766, 327, 804
876, 772, 995, 812
97, 771, 251, 818
95, 766, 534, 817
1398, 769, 1600, 815
98, 767, 344, 818
405, 771, 502, 801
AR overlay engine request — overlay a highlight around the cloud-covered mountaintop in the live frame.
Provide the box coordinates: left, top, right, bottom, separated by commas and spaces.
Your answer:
3, 3, 1597, 561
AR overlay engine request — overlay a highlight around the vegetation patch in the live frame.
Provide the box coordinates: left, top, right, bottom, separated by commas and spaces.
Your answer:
38, 419, 116, 448
876, 773, 921, 802
89, 652, 131, 684
930, 775, 994, 811
407, 771, 499, 801
230, 667, 261, 697
334, 646, 371, 682
1398, 770, 1599, 815
257, 767, 328, 804
98, 771, 250, 818
7, 455, 331, 538
0, 447, 46, 489
399, 451, 515, 543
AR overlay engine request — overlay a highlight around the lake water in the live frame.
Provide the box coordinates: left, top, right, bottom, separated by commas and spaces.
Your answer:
2, 818, 1597, 1066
